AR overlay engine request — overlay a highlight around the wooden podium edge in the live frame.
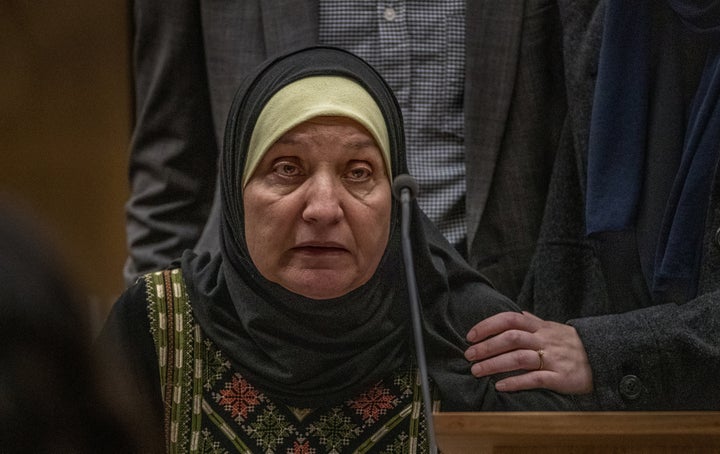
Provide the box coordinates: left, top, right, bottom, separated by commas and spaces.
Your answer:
433, 412, 720, 451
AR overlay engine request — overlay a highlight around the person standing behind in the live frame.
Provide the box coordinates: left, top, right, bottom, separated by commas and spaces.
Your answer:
124, 1, 566, 300
464, 0, 720, 410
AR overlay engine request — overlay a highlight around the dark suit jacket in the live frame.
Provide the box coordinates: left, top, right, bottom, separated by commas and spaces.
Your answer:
519, 0, 720, 410
125, 0, 566, 299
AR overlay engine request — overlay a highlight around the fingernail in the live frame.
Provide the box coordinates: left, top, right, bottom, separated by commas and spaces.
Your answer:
495, 381, 507, 392
467, 329, 476, 342
464, 347, 475, 361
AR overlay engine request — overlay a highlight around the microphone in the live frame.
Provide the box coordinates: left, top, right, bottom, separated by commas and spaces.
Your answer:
392, 173, 419, 201
392, 174, 437, 454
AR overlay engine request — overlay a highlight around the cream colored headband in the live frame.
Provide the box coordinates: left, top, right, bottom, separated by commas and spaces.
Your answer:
242, 76, 392, 187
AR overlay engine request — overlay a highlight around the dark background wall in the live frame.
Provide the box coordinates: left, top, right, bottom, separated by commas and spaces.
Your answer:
1, 0, 131, 326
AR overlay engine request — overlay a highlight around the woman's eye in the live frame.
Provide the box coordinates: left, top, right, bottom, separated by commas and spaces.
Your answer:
274, 162, 300, 176
347, 166, 372, 181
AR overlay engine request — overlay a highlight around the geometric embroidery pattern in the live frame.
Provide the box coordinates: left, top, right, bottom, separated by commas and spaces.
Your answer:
246, 404, 296, 451
308, 407, 361, 453
349, 382, 400, 425
215, 375, 263, 423
146, 269, 436, 453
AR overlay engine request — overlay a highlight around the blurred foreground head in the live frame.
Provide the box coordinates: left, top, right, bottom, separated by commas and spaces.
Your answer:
0, 199, 161, 453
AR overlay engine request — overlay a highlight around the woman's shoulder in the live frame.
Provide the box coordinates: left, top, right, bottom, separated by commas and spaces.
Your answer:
99, 270, 168, 353
95, 271, 169, 421
97, 268, 189, 371
109, 275, 153, 327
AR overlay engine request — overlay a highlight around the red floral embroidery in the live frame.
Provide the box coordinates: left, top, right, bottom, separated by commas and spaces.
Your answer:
218, 374, 262, 420
288, 440, 316, 454
350, 383, 398, 423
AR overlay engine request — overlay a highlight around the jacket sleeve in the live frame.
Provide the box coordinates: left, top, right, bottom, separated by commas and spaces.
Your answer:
124, 0, 218, 285
569, 294, 720, 410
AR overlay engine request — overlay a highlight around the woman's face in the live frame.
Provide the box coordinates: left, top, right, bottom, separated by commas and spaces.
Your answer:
243, 116, 392, 299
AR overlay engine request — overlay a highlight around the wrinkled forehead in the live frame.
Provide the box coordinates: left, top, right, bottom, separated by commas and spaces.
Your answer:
242, 76, 391, 187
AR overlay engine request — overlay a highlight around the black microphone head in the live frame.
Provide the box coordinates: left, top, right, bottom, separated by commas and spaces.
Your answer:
392, 174, 419, 201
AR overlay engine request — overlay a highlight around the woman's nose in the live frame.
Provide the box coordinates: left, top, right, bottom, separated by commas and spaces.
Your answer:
301, 174, 343, 224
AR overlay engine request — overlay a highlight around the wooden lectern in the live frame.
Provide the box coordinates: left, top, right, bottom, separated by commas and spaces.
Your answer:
434, 412, 720, 453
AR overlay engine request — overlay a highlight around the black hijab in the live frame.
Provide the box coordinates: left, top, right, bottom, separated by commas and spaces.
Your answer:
182, 46, 569, 410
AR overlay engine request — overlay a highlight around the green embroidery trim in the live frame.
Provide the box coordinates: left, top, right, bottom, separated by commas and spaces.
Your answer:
408, 369, 425, 453
355, 404, 412, 453
147, 271, 175, 448
202, 399, 253, 454
146, 272, 168, 393
168, 269, 195, 453
147, 269, 204, 453
190, 322, 204, 453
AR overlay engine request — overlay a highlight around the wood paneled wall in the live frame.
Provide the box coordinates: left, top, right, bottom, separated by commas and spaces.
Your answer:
1, 0, 131, 324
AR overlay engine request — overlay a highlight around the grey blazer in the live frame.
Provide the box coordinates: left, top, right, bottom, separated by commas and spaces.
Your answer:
124, 0, 566, 300
519, 0, 720, 410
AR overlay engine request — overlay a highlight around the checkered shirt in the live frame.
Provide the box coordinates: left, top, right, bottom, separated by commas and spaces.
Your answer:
319, 0, 467, 248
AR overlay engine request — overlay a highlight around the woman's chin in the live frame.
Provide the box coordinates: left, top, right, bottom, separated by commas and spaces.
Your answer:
279, 271, 366, 300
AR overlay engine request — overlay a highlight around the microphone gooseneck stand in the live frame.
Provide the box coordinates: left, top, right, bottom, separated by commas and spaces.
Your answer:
393, 174, 438, 454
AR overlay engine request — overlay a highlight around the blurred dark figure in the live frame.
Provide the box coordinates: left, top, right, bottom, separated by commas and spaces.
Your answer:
0, 199, 162, 453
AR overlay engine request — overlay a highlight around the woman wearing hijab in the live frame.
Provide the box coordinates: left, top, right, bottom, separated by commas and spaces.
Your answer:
101, 46, 575, 453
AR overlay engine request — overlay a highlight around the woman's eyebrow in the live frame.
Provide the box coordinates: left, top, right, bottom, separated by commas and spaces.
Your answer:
275, 136, 303, 145
345, 138, 378, 149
